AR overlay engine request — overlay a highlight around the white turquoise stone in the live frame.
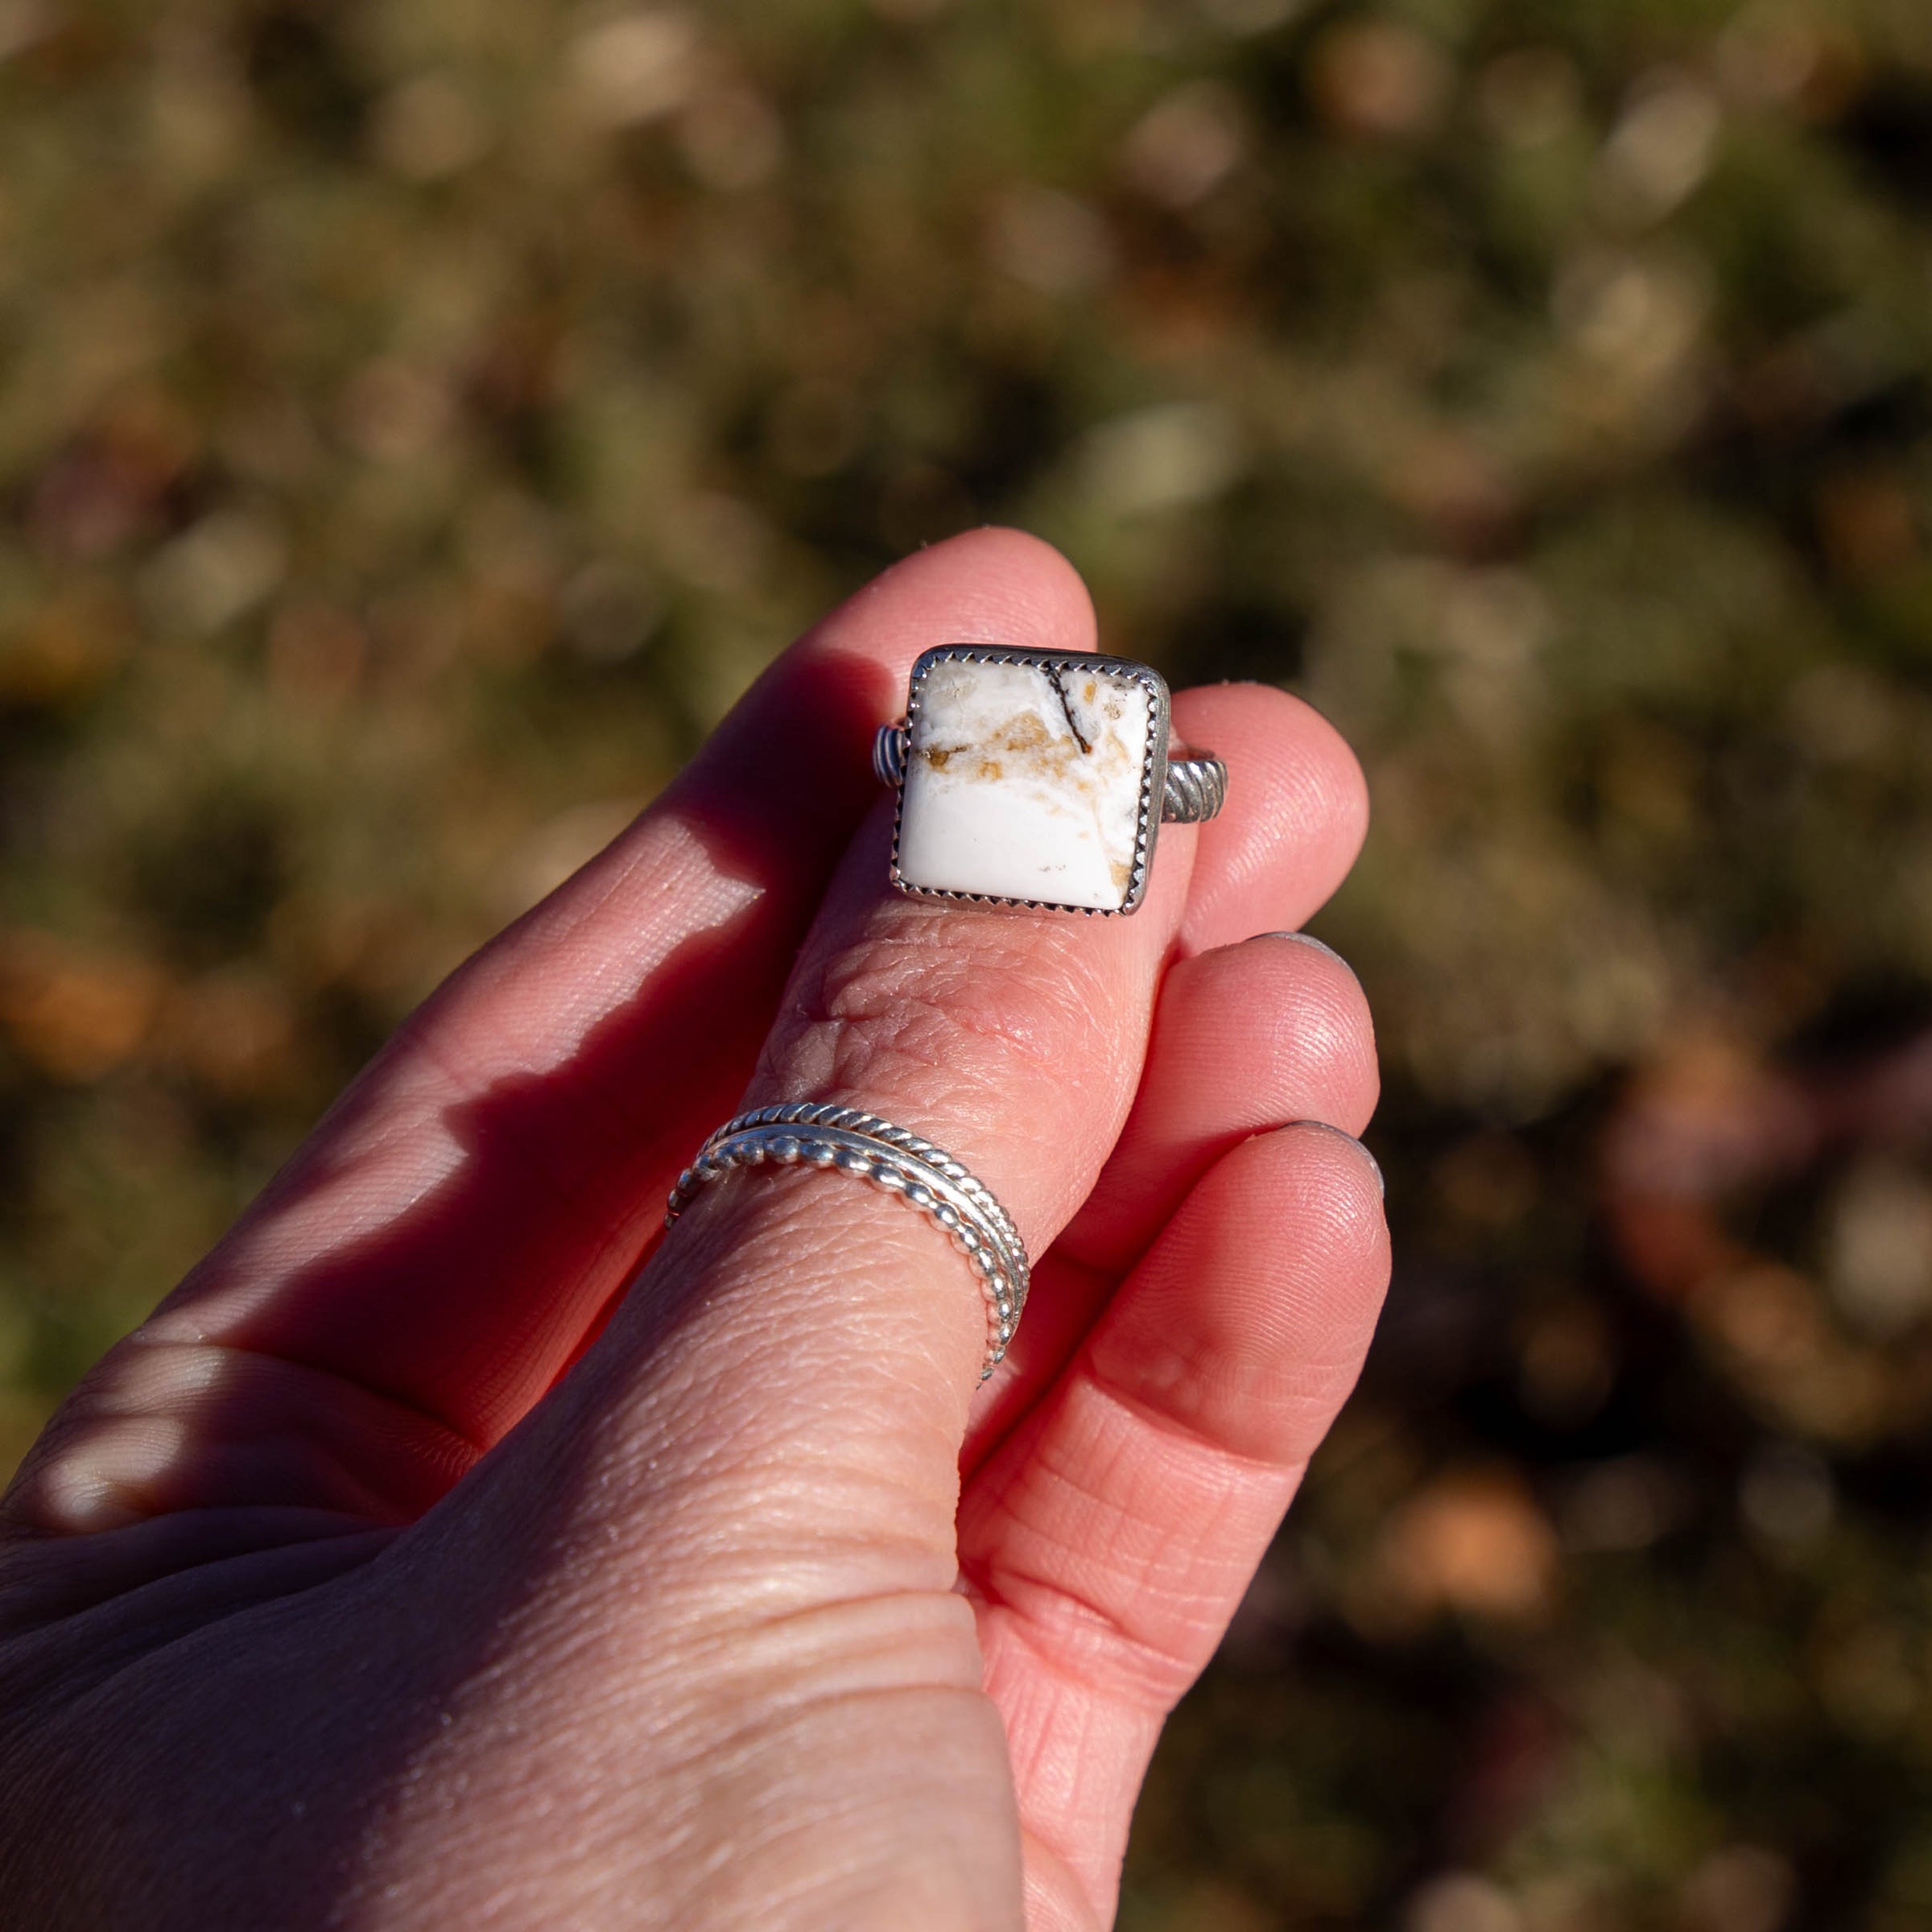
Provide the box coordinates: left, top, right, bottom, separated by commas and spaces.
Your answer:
895, 654, 1157, 911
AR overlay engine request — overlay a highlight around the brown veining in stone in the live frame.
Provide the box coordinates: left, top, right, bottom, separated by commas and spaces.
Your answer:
1046, 666, 1092, 754
898, 656, 1154, 910
918, 700, 1129, 794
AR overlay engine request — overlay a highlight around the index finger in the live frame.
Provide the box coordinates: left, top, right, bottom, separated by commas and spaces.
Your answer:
7, 530, 1100, 1537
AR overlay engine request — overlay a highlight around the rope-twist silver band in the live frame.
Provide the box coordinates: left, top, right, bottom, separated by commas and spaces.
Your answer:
1160, 751, 1228, 823
872, 723, 908, 788
665, 1102, 1030, 1381
873, 722, 1224, 824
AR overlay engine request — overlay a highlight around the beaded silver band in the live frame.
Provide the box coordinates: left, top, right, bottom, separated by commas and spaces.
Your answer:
664, 1102, 1030, 1381
872, 720, 1226, 824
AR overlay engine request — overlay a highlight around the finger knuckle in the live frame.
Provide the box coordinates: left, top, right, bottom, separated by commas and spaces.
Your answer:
774, 915, 1113, 1112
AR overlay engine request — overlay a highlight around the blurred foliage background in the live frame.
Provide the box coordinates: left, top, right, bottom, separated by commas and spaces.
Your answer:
6, 0, 1932, 1924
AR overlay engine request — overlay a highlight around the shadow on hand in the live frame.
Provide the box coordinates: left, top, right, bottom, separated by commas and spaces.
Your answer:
0, 635, 909, 1926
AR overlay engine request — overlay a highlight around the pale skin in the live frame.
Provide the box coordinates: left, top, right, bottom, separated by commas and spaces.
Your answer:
0, 530, 1388, 1930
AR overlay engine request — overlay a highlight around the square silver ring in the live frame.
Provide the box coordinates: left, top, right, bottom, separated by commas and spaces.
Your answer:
874, 645, 1208, 917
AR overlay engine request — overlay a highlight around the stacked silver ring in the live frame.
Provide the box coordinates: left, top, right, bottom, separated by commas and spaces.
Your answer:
664, 1101, 1030, 1381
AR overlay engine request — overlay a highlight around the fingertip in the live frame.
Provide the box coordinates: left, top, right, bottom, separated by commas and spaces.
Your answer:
851, 526, 1097, 660
1170, 931, 1381, 1138
1170, 684, 1369, 954
1228, 1119, 1391, 1339
1056, 924, 1380, 1279
959, 526, 1097, 628
1279, 1117, 1386, 1207
1088, 1118, 1392, 1466
1249, 927, 1346, 968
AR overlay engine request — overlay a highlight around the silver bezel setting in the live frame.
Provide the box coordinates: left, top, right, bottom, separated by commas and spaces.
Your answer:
887, 645, 1171, 918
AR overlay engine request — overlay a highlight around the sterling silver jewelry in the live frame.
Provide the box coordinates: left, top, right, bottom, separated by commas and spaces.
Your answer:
873, 646, 1227, 917
664, 1102, 1030, 1381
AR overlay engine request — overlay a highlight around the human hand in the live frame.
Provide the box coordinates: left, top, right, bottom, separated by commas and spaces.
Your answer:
0, 530, 1386, 1931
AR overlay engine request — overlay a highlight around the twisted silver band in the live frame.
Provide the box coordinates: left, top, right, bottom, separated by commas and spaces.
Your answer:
664, 1102, 1030, 1381
1160, 749, 1228, 824
872, 722, 1225, 824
